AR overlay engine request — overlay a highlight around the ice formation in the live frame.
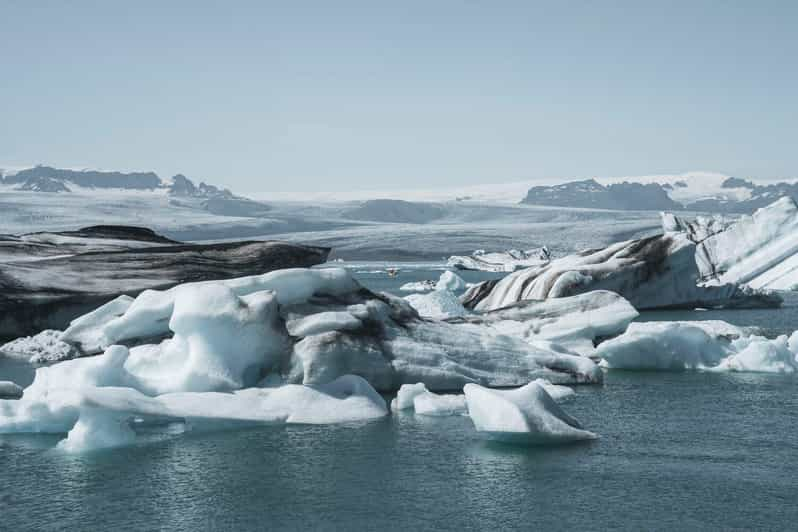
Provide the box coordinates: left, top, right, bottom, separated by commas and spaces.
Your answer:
435, 271, 467, 291
663, 197, 798, 290
461, 233, 780, 312
400, 271, 466, 293
447, 248, 551, 273
0, 329, 77, 363
529, 378, 575, 401
450, 290, 638, 357
0, 267, 607, 450
400, 280, 436, 292
598, 321, 798, 373
404, 289, 468, 319
390, 383, 467, 416
463, 381, 596, 444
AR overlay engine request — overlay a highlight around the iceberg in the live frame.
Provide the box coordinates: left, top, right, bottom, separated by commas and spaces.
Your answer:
447, 248, 551, 273
461, 233, 780, 312
663, 197, 798, 290
390, 383, 467, 416
450, 290, 638, 357
400, 271, 466, 293
463, 381, 596, 444
597, 320, 798, 373
400, 280, 436, 292
404, 289, 468, 319
3, 268, 603, 395
435, 271, 467, 291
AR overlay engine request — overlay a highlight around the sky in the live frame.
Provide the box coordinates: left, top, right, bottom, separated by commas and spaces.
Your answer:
1, 1, 796, 195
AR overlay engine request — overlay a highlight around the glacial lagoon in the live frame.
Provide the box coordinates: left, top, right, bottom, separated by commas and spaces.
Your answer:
2, 264, 797, 531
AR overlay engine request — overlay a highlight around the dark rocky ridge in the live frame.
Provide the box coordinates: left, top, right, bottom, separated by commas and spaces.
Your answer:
521, 177, 798, 214
521, 179, 682, 211
0, 226, 330, 338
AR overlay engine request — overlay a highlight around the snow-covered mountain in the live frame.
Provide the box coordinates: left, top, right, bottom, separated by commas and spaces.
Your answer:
522, 172, 798, 213
0, 165, 273, 221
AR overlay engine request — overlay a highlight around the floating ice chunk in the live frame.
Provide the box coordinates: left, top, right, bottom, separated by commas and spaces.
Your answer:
461, 234, 779, 312
0, 381, 23, 399
598, 320, 797, 373
57, 407, 136, 453
713, 335, 798, 373
413, 393, 467, 416
1, 375, 388, 450
597, 321, 736, 370
447, 248, 550, 272
391, 383, 429, 411
435, 271, 467, 292
463, 381, 596, 444
404, 290, 468, 319
390, 383, 467, 416
400, 280, 436, 292
0, 329, 77, 363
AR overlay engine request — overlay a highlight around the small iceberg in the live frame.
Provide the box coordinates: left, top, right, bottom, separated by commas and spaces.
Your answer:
391, 383, 467, 416
463, 381, 596, 444
597, 321, 798, 373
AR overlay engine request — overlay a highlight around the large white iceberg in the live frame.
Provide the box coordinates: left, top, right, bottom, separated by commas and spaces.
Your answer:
463, 381, 596, 444
597, 320, 798, 373
663, 197, 798, 290
0, 267, 611, 451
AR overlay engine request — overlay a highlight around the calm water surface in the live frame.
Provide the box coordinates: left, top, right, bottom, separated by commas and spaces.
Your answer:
1, 263, 797, 531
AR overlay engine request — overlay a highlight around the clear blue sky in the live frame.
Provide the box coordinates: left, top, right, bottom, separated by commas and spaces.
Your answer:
1, 1, 796, 194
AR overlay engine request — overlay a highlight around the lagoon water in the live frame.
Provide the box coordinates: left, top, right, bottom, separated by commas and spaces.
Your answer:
2, 264, 798, 530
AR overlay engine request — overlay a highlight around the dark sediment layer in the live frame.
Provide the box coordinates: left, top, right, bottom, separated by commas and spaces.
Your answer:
0, 226, 330, 338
